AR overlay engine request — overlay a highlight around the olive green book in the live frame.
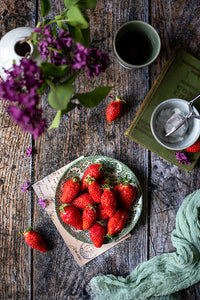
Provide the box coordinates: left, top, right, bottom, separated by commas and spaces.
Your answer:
125, 48, 200, 171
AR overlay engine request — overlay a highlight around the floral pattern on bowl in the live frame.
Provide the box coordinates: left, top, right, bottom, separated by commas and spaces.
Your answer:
55, 156, 143, 244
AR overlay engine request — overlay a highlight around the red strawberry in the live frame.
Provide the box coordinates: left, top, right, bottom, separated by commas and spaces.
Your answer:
86, 176, 102, 203
97, 203, 109, 220
114, 180, 136, 210
81, 163, 103, 191
99, 176, 110, 187
107, 208, 128, 235
106, 95, 125, 122
19, 226, 47, 253
82, 205, 97, 230
89, 222, 106, 248
185, 139, 200, 152
101, 185, 117, 217
59, 204, 83, 230
71, 193, 95, 210
61, 176, 80, 203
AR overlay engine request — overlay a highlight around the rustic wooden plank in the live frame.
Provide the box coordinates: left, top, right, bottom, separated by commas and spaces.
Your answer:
0, 1, 36, 299
150, 1, 200, 299
32, 0, 149, 298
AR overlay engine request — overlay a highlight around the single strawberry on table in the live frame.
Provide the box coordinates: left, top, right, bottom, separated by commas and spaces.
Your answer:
19, 226, 47, 253
86, 175, 102, 203
101, 185, 117, 217
81, 162, 104, 191
107, 208, 128, 236
59, 204, 83, 230
61, 176, 80, 203
185, 139, 200, 152
106, 95, 125, 122
82, 204, 97, 230
89, 222, 106, 248
114, 178, 136, 210
71, 193, 95, 210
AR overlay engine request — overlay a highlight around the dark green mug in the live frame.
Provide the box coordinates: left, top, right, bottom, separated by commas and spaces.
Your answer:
114, 21, 161, 69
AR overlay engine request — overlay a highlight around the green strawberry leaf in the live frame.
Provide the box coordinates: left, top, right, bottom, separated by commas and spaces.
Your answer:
48, 83, 75, 110
67, 6, 89, 29
40, 63, 69, 78
74, 86, 113, 108
40, 0, 51, 17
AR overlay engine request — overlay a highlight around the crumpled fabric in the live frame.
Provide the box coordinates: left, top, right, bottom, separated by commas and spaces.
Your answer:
88, 189, 200, 300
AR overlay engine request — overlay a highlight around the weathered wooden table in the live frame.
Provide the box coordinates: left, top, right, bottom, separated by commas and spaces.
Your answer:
1, 0, 200, 299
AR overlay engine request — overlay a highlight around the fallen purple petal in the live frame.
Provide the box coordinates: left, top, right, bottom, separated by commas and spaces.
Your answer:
38, 198, 46, 209
26, 147, 33, 156
175, 151, 191, 165
21, 182, 31, 192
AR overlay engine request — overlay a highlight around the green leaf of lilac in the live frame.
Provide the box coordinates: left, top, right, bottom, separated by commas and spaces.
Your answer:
48, 84, 75, 110
40, 0, 51, 17
67, 6, 89, 29
49, 110, 62, 129
49, 103, 77, 129
52, 24, 58, 38
77, 0, 97, 9
40, 62, 69, 78
61, 72, 79, 85
37, 81, 48, 96
74, 86, 113, 108
68, 24, 90, 47
64, 0, 97, 9
57, 21, 69, 31
64, 0, 79, 9
42, 18, 51, 26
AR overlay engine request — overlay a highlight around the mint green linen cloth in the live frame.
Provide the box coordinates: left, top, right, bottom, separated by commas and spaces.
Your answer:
88, 189, 200, 300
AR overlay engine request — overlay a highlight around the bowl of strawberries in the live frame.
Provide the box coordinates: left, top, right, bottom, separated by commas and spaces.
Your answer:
55, 156, 143, 247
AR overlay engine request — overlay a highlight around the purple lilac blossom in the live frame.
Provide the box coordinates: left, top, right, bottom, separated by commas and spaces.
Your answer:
71, 42, 89, 69
26, 147, 33, 156
175, 152, 191, 165
38, 198, 46, 209
72, 43, 109, 78
21, 182, 31, 192
0, 58, 46, 139
34, 25, 72, 65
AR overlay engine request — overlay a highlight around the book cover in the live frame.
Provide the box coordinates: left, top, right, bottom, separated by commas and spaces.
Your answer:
125, 48, 200, 171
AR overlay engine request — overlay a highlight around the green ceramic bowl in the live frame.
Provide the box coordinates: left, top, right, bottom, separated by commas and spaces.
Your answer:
55, 156, 143, 244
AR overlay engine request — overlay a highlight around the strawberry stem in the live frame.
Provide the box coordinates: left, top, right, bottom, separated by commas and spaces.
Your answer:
59, 204, 69, 213
19, 225, 32, 235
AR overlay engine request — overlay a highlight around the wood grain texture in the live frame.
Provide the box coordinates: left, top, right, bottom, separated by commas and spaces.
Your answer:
0, 1, 35, 299
1, 0, 200, 299
150, 1, 200, 299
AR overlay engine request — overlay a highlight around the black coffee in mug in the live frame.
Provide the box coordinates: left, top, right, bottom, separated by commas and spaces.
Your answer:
113, 21, 161, 69
115, 30, 153, 65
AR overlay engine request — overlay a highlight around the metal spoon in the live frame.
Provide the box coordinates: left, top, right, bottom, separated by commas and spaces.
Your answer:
165, 94, 200, 137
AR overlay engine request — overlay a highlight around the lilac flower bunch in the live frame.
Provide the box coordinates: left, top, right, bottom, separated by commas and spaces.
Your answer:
0, 59, 46, 139
34, 26, 73, 65
34, 27, 109, 78
72, 43, 109, 78
0, 0, 112, 138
